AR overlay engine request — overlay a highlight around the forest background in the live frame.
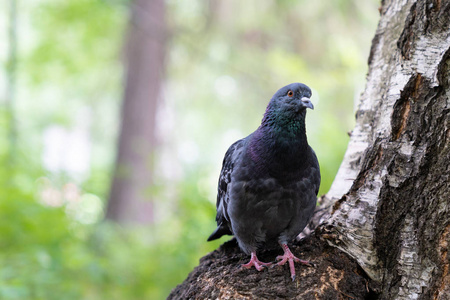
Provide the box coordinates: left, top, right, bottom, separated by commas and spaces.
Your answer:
0, 0, 379, 299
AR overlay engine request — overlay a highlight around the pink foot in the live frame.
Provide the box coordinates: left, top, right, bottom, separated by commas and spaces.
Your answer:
242, 252, 272, 271
276, 243, 312, 281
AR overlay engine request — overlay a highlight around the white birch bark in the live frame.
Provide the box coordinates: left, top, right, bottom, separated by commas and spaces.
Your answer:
320, 0, 450, 298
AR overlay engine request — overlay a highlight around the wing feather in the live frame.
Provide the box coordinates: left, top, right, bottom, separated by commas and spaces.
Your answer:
207, 138, 246, 241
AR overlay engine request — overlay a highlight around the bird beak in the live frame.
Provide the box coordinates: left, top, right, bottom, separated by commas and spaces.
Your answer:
301, 97, 314, 110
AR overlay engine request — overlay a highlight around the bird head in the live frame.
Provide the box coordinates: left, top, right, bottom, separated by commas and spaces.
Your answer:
262, 83, 313, 127
270, 82, 313, 112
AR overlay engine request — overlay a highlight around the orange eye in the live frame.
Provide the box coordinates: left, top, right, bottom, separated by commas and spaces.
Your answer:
287, 90, 294, 97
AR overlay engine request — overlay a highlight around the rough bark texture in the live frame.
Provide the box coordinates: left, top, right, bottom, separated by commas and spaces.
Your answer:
106, 0, 166, 224
169, 234, 379, 300
321, 0, 450, 298
169, 0, 450, 298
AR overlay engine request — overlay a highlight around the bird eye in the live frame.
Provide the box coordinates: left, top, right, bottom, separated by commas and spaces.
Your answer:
287, 90, 294, 97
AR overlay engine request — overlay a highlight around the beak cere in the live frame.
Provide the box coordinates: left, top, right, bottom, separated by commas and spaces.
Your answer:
301, 97, 314, 110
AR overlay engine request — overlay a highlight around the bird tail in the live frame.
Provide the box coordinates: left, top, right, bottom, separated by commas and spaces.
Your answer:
207, 223, 232, 241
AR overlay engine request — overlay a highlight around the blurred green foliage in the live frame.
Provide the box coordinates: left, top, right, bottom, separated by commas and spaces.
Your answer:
0, 158, 219, 299
0, 0, 379, 299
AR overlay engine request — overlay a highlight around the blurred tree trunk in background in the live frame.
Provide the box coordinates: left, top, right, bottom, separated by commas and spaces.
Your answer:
169, 0, 450, 298
106, 0, 166, 224
6, 0, 18, 161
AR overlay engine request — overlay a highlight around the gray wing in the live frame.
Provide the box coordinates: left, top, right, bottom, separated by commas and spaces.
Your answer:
207, 138, 246, 241
309, 147, 321, 195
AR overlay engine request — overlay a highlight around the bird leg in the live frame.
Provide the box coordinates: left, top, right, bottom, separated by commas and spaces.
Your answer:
242, 252, 272, 271
276, 243, 311, 281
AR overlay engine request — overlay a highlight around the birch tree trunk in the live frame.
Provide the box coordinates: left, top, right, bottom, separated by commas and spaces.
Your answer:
169, 0, 450, 298
321, 0, 450, 298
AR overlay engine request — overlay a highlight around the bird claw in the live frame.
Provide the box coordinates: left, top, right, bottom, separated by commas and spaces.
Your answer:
242, 252, 272, 271
277, 255, 314, 267
304, 261, 316, 268
276, 244, 313, 281
276, 254, 301, 265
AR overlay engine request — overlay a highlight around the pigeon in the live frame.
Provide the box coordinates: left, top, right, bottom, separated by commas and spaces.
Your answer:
207, 82, 321, 281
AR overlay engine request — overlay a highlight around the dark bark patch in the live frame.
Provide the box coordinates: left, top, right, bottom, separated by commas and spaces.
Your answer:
391, 98, 411, 141
434, 224, 450, 299
397, 2, 417, 60
331, 195, 347, 215
168, 233, 379, 299
368, 31, 382, 66
424, 0, 450, 33
391, 74, 424, 141
435, 0, 441, 10
351, 142, 383, 192
437, 46, 450, 88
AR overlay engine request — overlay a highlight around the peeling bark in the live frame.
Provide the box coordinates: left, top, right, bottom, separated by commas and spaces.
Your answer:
170, 0, 450, 298
321, 0, 450, 298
